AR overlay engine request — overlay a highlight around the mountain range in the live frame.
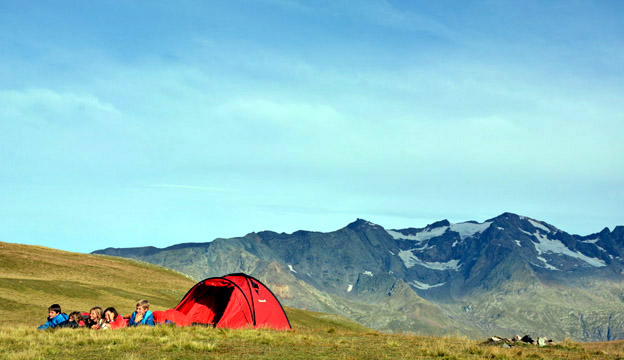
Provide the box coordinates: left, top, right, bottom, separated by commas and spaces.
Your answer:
93, 212, 624, 341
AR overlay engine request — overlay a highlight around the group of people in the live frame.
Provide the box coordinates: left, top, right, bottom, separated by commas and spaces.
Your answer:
37, 300, 155, 330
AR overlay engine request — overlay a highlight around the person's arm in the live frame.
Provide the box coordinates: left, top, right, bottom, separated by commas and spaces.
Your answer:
37, 318, 52, 330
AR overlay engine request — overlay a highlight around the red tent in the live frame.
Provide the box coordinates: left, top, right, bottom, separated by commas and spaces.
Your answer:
152, 308, 191, 327
171, 273, 291, 330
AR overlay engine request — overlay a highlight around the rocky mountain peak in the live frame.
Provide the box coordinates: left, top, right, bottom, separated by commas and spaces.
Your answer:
346, 218, 381, 230
599, 227, 611, 235
487, 212, 522, 223
428, 219, 451, 229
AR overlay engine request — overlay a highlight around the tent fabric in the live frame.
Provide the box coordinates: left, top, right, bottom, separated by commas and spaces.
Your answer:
152, 309, 191, 327
108, 315, 129, 329
172, 273, 291, 330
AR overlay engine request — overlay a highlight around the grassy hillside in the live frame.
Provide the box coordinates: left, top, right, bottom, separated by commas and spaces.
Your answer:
2, 241, 624, 359
0, 241, 196, 326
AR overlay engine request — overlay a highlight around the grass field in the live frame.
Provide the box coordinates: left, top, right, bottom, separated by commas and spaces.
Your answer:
2, 321, 623, 360
1, 241, 623, 359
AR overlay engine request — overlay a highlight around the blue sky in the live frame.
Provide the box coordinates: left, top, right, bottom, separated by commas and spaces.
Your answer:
1, 0, 623, 253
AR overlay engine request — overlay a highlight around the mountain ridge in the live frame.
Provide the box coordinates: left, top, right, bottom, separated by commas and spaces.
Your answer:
93, 212, 624, 341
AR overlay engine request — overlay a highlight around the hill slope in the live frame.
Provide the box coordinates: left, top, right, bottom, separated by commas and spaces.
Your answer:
0, 241, 197, 327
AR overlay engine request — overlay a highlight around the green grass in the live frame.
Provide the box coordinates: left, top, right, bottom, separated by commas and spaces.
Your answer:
2, 241, 624, 359
0, 241, 196, 326
2, 325, 624, 360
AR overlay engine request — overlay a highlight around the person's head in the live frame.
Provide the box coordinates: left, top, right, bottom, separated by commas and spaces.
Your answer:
68, 311, 83, 323
89, 307, 103, 322
103, 307, 119, 323
135, 299, 150, 315
48, 304, 62, 318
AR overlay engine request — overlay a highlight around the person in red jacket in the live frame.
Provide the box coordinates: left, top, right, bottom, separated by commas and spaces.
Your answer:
104, 307, 128, 329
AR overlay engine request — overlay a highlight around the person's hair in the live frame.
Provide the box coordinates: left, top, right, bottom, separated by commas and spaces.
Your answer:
48, 304, 62, 314
68, 311, 84, 323
136, 299, 150, 309
103, 307, 119, 321
89, 307, 103, 321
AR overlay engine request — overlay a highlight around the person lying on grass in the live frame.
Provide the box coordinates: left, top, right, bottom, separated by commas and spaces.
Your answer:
66, 311, 86, 328
129, 299, 155, 326
37, 304, 69, 330
88, 306, 109, 330
104, 307, 128, 329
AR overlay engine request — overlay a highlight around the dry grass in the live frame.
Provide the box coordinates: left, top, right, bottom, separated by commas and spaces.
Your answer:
0, 241, 196, 326
2, 241, 624, 359
2, 325, 624, 360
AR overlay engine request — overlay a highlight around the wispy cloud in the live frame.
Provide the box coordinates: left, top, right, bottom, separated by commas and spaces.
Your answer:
0, 88, 120, 123
353, 0, 456, 39
0, 0, 622, 253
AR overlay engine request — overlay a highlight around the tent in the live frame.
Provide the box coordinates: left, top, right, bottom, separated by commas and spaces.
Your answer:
164, 273, 291, 330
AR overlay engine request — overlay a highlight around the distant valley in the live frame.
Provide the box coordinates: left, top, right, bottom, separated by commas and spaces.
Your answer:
94, 212, 624, 341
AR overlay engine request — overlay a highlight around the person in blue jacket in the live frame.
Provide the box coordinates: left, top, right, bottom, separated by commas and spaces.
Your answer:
128, 299, 155, 326
38, 304, 69, 330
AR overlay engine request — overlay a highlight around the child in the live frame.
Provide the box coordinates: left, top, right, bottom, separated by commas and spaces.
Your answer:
66, 311, 86, 328
88, 306, 109, 330
37, 304, 69, 330
38, 304, 69, 330
128, 299, 155, 326
104, 307, 128, 329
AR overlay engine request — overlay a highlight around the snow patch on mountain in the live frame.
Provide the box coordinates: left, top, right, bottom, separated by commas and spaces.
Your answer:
363, 271, 373, 277
387, 221, 491, 242
398, 250, 460, 270
386, 227, 447, 241
347, 284, 353, 292
529, 219, 551, 233
536, 256, 558, 270
412, 243, 436, 252
582, 238, 607, 252
451, 221, 492, 239
288, 264, 297, 273
515, 240, 522, 247
411, 280, 446, 290
532, 232, 606, 267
